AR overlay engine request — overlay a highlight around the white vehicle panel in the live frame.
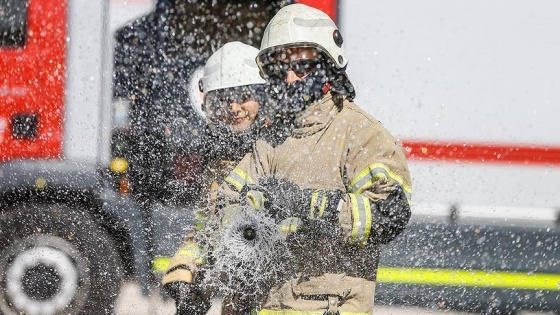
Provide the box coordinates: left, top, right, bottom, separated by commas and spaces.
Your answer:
340, 0, 560, 217
63, 0, 107, 163
341, 0, 560, 145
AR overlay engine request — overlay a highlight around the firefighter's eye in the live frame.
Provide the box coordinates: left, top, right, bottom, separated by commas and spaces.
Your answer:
262, 59, 320, 79
287, 59, 321, 77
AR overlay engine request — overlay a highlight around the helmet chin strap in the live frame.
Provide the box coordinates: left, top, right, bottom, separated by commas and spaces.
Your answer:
326, 64, 355, 101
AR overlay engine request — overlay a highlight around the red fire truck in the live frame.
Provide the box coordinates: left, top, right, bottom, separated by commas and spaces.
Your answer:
1, 0, 559, 314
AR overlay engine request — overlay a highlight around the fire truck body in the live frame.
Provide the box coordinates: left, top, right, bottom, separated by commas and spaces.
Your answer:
0, 1, 154, 314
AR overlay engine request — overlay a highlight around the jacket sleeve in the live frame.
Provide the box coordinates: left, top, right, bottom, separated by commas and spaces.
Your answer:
161, 194, 215, 286
162, 160, 242, 286
161, 231, 205, 285
339, 118, 412, 246
217, 139, 273, 206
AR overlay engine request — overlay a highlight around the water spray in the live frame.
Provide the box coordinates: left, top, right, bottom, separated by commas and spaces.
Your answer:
198, 205, 291, 310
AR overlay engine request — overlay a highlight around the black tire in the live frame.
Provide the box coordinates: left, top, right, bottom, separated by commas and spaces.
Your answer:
0, 203, 124, 315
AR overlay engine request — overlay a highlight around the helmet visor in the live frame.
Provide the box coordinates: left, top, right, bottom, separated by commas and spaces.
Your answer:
204, 85, 264, 126
256, 45, 332, 77
262, 59, 324, 79
257, 46, 320, 69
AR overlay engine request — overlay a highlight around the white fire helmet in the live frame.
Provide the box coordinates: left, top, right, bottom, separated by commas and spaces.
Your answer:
257, 4, 348, 71
201, 41, 266, 93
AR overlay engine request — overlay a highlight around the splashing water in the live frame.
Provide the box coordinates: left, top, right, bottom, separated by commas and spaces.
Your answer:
198, 205, 291, 308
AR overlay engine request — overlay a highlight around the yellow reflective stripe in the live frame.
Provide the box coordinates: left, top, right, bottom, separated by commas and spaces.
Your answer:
310, 190, 319, 218
377, 267, 560, 291
349, 193, 372, 246
194, 211, 206, 231
360, 197, 372, 247
259, 310, 369, 315
310, 190, 329, 218
152, 248, 204, 273
349, 194, 372, 246
195, 211, 205, 221
279, 217, 300, 233
225, 168, 255, 192
349, 194, 360, 242
349, 163, 412, 204
152, 256, 170, 273
175, 244, 205, 265
194, 221, 204, 231
247, 190, 265, 210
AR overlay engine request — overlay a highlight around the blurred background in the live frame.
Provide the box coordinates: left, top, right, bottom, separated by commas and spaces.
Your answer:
0, 0, 559, 314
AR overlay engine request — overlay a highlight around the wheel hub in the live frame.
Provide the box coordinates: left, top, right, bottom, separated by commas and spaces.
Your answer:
21, 263, 61, 300
5, 246, 79, 314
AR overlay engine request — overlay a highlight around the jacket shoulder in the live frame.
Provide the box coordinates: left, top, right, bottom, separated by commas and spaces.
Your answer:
339, 100, 387, 132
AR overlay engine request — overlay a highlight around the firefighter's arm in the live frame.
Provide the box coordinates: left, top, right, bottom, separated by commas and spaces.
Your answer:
161, 238, 208, 313
161, 200, 212, 297
161, 216, 210, 312
161, 235, 206, 286
161, 235, 210, 314
162, 150, 253, 287
161, 189, 215, 287
339, 122, 412, 246
165, 140, 271, 285
218, 139, 273, 205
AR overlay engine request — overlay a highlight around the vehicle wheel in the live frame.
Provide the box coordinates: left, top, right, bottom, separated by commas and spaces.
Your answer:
0, 203, 124, 315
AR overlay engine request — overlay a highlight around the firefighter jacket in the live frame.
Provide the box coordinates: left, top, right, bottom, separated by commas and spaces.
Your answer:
161, 158, 239, 286
161, 121, 271, 286
218, 93, 412, 314
161, 127, 253, 286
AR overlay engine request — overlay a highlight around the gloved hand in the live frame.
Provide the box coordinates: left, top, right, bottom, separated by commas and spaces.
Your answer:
163, 281, 210, 315
242, 177, 344, 223
370, 185, 411, 244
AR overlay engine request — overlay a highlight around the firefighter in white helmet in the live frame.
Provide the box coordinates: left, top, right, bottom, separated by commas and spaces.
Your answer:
162, 41, 271, 315
217, 4, 412, 314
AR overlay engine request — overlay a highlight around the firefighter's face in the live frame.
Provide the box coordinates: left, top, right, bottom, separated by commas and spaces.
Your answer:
276, 47, 321, 84
260, 46, 327, 112
206, 87, 260, 133
227, 99, 259, 132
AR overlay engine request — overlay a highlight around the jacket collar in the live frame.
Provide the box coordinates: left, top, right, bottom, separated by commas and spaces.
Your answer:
292, 93, 343, 137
